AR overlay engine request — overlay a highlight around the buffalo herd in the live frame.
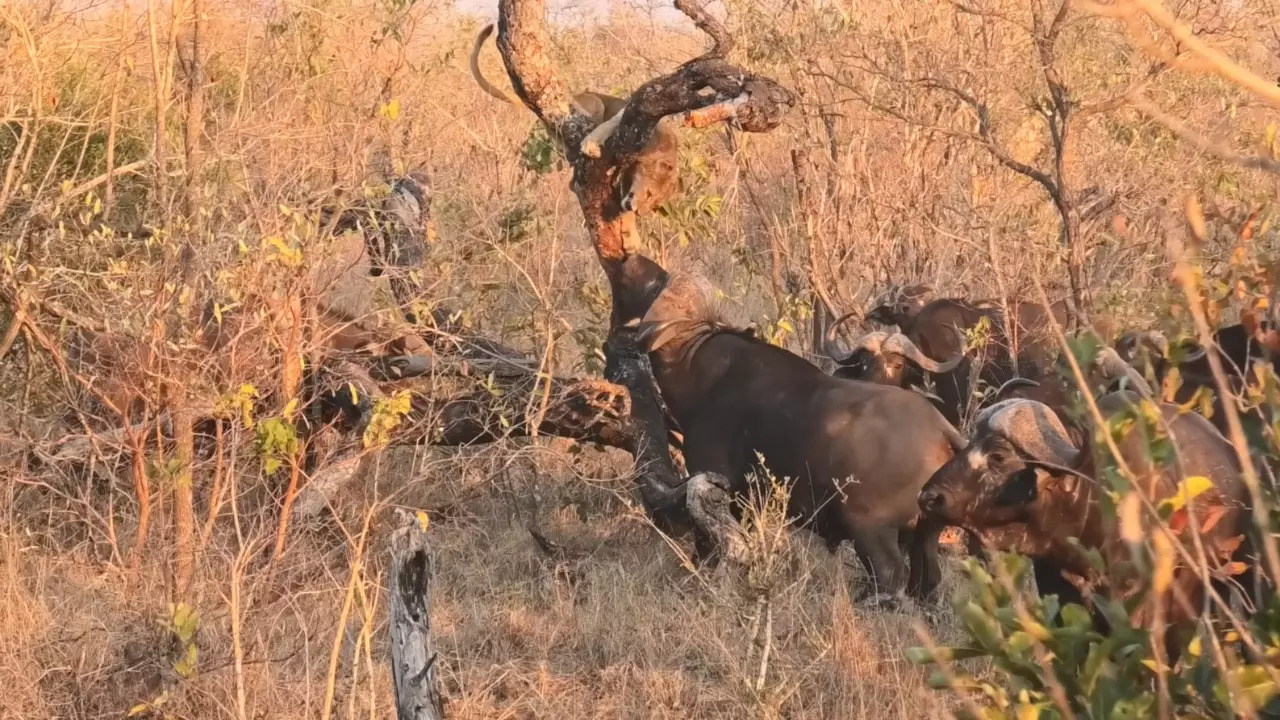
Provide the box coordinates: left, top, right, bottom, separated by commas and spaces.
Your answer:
619, 261, 1275, 635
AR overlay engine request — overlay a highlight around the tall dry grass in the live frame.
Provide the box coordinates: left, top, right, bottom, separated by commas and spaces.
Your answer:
1, 0, 1278, 717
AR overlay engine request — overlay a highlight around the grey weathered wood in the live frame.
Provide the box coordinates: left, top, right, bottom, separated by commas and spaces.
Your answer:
388, 510, 445, 720
685, 472, 750, 565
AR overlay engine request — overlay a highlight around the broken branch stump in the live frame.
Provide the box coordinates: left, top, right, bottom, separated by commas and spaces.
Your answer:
388, 510, 446, 720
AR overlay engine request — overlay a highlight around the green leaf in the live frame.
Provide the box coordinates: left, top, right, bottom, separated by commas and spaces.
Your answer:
962, 601, 1003, 650
1007, 631, 1034, 654
1061, 603, 1092, 630
906, 645, 987, 664
1228, 664, 1280, 710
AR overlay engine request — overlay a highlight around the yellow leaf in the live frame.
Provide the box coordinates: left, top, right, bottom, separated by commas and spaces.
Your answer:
1022, 619, 1052, 642
1120, 491, 1144, 543
1016, 702, 1040, 720
1223, 561, 1249, 576
1152, 531, 1176, 594
1159, 476, 1215, 515
415, 510, 430, 533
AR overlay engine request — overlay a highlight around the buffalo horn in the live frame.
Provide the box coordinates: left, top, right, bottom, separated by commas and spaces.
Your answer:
1139, 330, 1168, 355
844, 329, 889, 356
993, 377, 1041, 401
1123, 330, 1168, 361
882, 332, 964, 373
1094, 346, 1155, 397
1177, 342, 1208, 362
977, 399, 1081, 466
824, 309, 865, 360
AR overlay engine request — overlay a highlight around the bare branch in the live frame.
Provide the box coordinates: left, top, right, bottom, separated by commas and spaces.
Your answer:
495, 0, 579, 139
1133, 100, 1280, 173
1077, 61, 1168, 116
1081, 0, 1280, 106
674, 0, 734, 58
0, 284, 110, 334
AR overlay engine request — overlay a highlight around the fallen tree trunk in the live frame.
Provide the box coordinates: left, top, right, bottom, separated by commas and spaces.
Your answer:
388, 509, 446, 720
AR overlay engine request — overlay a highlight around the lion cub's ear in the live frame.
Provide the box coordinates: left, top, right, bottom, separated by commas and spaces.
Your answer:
571, 93, 606, 121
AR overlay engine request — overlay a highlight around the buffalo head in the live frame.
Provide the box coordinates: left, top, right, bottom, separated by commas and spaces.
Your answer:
866, 283, 934, 326
629, 269, 744, 356
918, 399, 1086, 528
827, 322, 964, 385
612, 253, 671, 327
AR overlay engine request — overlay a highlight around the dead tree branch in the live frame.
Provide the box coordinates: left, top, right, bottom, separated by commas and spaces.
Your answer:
388, 510, 446, 720
495, 0, 793, 269
673, 0, 734, 58
492, 0, 794, 533
1133, 100, 1280, 174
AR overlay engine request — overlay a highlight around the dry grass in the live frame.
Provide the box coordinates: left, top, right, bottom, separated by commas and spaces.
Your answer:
2, 442, 972, 718
2, 0, 1278, 717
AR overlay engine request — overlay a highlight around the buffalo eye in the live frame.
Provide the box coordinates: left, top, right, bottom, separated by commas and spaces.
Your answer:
993, 467, 1038, 507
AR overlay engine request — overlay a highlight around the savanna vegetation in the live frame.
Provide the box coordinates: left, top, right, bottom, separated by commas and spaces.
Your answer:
1, 0, 1278, 717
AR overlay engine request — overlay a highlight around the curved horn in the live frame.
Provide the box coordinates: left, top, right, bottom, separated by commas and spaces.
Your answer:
1094, 346, 1155, 397
1116, 330, 1168, 363
883, 332, 964, 373
824, 309, 864, 360
469, 24, 519, 105
993, 377, 1041, 401
846, 330, 891, 356
978, 399, 1081, 466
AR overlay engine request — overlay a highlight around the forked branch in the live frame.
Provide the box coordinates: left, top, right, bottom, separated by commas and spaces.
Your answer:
673, 0, 734, 59
494, 0, 794, 266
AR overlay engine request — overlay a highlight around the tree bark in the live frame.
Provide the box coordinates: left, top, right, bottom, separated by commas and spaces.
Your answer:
388, 510, 446, 720
492, 0, 794, 528
170, 390, 196, 597
182, 0, 204, 220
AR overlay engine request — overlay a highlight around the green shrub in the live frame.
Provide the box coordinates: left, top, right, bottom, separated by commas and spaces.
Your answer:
909, 552, 1280, 719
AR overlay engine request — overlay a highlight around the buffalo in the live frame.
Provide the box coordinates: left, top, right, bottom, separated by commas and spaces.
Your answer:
1115, 323, 1279, 445
918, 393, 1250, 638
1116, 323, 1278, 394
830, 291, 1069, 426
618, 255, 967, 600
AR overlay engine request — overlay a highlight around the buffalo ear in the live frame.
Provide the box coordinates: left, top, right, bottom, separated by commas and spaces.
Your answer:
1047, 470, 1079, 495
994, 467, 1039, 507
636, 320, 685, 352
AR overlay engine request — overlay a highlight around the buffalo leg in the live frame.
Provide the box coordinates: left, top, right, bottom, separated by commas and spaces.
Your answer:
1032, 559, 1090, 627
965, 530, 989, 562
849, 525, 907, 601
906, 519, 945, 601
681, 440, 748, 568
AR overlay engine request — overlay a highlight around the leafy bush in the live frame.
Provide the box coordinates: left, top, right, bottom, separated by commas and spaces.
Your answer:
910, 552, 1280, 719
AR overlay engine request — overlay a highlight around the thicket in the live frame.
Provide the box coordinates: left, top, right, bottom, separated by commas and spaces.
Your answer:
1, 0, 1278, 716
